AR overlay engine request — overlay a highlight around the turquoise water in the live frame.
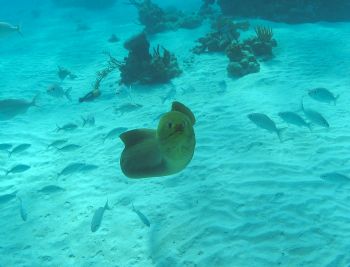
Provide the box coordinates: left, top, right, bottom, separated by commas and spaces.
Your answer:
1, 1, 350, 266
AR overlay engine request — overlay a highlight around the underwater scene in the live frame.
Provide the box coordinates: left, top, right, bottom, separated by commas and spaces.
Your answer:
1, 0, 350, 266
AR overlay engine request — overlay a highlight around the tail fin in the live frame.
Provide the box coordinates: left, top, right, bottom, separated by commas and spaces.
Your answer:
65, 88, 72, 101
277, 128, 287, 143
335, 94, 340, 105
307, 123, 313, 132
16, 25, 23, 37
104, 199, 111, 210
31, 93, 40, 107
81, 116, 87, 127
55, 124, 61, 132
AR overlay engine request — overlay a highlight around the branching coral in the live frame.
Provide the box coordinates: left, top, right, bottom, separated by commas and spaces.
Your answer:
254, 25, 273, 42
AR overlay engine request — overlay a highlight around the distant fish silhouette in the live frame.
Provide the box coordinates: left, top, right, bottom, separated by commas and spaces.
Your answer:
47, 139, 68, 149
91, 200, 110, 233
0, 143, 12, 151
160, 86, 176, 104
248, 113, 285, 142
278, 111, 311, 131
301, 98, 329, 128
102, 127, 128, 143
81, 115, 95, 127
47, 83, 72, 101
8, 143, 31, 157
132, 203, 150, 227
5, 164, 31, 176
38, 185, 65, 194
114, 103, 142, 115
56, 144, 81, 152
320, 172, 350, 183
0, 190, 17, 205
17, 197, 27, 221
0, 95, 38, 120
58, 162, 86, 177
56, 123, 78, 132
0, 22, 22, 37
308, 87, 339, 105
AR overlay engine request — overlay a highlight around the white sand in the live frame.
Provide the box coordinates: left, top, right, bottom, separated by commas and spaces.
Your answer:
1, 2, 350, 266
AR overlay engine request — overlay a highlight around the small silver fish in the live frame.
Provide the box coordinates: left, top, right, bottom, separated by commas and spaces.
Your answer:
81, 164, 99, 172
57, 144, 81, 152
181, 85, 196, 95
8, 143, 31, 158
103, 127, 128, 143
0, 22, 21, 37
278, 112, 311, 131
320, 172, 350, 183
308, 88, 339, 105
132, 203, 150, 227
47, 139, 68, 149
47, 84, 72, 101
301, 99, 329, 128
38, 185, 65, 194
56, 123, 78, 132
160, 86, 176, 104
17, 197, 27, 221
5, 164, 31, 175
114, 103, 142, 115
217, 80, 227, 94
91, 200, 110, 232
0, 190, 17, 204
81, 115, 95, 127
58, 163, 86, 177
248, 113, 285, 142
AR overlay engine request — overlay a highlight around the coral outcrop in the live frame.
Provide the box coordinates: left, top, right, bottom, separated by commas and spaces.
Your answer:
128, 0, 202, 34
192, 17, 249, 54
112, 33, 182, 85
217, 0, 350, 23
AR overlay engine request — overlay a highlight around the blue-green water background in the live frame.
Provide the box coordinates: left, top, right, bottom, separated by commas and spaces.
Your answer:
1, 1, 350, 267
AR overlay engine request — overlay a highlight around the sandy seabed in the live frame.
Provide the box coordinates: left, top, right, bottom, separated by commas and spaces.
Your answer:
1, 2, 350, 267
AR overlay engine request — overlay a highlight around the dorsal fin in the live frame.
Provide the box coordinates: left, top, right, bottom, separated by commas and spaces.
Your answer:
120, 129, 156, 148
171, 101, 196, 125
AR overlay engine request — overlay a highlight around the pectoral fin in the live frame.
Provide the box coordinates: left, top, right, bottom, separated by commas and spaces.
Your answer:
120, 129, 156, 148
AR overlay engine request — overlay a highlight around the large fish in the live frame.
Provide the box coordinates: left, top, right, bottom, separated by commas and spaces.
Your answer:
0, 95, 38, 120
248, 113, 285, 142
0, 22, 21, 37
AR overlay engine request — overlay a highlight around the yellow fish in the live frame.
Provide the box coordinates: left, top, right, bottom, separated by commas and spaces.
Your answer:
120, 101, 196, 178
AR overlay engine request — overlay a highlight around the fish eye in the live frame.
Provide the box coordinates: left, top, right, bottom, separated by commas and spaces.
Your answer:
168, 122, 173, 128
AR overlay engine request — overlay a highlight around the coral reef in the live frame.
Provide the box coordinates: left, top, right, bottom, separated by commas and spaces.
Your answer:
128, 0, 202, 34
217, 0, 350, 23
225, 42, 260, 77
243, 25, 277, 57
192, 17, 249, 54
52, 0, 116, 9
111, 33, 181, 85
